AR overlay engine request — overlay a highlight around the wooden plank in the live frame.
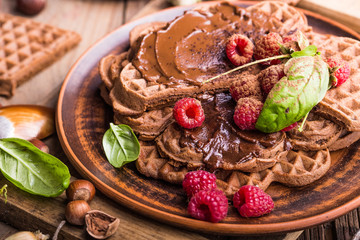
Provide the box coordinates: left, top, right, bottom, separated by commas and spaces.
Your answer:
0, 153, 210, 239
0, 0, 359, 239
0, 0, 127, 107
298, 0, 360, 33
0, 222, 18, 239
334, 209, 360, 240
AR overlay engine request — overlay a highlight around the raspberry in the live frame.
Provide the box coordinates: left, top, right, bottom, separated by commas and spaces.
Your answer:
281, 121, 298, 132
226, 34, 254, 66
188, 189, 228, 223
254, 32, 283, 65
182, 170, 217, 198
233, 97, 263, 130
229, 75, 262, 102
258, 65, 285, 97
173, 98, 205, 129
282, 34, 298, 43
233, 185, 274, 217
326, 57, 351, 87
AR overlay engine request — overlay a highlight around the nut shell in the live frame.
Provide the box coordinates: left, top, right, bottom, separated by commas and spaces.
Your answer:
85, 210, 120, 239
0, 105, 54, 140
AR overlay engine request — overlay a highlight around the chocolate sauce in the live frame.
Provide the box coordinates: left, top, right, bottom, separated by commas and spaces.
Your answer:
179, 93, 284, 169
133, 2, 260, 86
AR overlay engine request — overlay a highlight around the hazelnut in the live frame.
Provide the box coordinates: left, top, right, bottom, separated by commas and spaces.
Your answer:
29, 138, 49, 153
66, 179, 96, 202
85, 210, 120, 239
65, 200, 91, 225
17, 0, 47, 16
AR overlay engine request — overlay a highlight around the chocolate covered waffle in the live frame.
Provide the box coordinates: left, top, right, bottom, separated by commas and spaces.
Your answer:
314, 36, 360, 131
99, 1, 360, 201
102, 1, 309, 116
137, 141, 331, 197
0, 13, 81, 97
155, 93, 288, 172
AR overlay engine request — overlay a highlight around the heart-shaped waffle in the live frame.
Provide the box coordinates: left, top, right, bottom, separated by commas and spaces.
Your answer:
137, 142, 331, 197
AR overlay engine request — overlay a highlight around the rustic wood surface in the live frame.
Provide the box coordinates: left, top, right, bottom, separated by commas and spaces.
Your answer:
0, 0, 360, 239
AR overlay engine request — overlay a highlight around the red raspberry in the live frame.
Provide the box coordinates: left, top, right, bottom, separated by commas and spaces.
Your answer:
226, 34, 254, 66
281, 121, 298, 132
182, 170, 217, 198
258, 65, 285, 97
326, 57, 351, 87
282, 34, 298, 43
229, 75, 262, 102
233, 97, 263, 130
233, 185, 274, 217
188, 189, 228, 223
173, 98, 205, 129
254, 32, 283, 65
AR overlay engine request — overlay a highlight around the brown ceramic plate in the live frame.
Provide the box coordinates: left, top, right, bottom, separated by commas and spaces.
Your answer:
56, 1, 360, 235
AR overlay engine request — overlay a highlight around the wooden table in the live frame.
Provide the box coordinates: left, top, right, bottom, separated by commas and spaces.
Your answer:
0, 0, 360, 239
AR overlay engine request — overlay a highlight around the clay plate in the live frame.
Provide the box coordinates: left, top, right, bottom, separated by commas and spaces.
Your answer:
56, 1, 360, 235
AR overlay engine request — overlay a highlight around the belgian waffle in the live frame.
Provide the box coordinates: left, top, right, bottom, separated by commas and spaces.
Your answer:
287, 112, 343, 151
102, 1, 360, 199
136, 142, 331, 197
101, 1, 310, 116
246, 1, 310, 36
0, 13, 81, 97
219, 149, 331, 196
114, 107, 173, 141
314, 36, 360, 131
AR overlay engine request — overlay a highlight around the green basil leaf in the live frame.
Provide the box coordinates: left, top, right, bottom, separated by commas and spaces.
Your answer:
0, 138, 70, 197
255, 55, 329, 133
291, 45, 317, 58
102, 123, 140, 168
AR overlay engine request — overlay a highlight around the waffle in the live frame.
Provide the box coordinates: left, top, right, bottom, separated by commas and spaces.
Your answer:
246, 1, 310, 36
0, 13, 81, 97
114, 107, 173, 141
136, 142, 331, 197
287, 112, 343, 151
101, 1, 310, 116
313, 35, 360, 131
155, 93, 288, 172
219, 149, 331, 196
328, 130, 360, 151
99, 52, 129, 91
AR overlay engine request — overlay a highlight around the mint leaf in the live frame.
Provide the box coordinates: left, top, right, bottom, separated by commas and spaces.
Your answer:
0, 138, 70, 197
288, 75, 304, 80
102, 123, 140, 168
291, 45, 318, 58
255, 56, 329, 133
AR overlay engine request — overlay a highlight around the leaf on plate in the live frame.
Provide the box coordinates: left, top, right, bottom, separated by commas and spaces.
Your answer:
256, 55, 329, 133
102, 123, 140, 168
0, 138, 71, 197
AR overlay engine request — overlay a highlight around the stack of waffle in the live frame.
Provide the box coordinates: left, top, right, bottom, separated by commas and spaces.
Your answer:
99, 1, 360, 196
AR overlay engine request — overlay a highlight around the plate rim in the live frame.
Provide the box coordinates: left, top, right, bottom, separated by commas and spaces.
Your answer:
56, 1, 360, 235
